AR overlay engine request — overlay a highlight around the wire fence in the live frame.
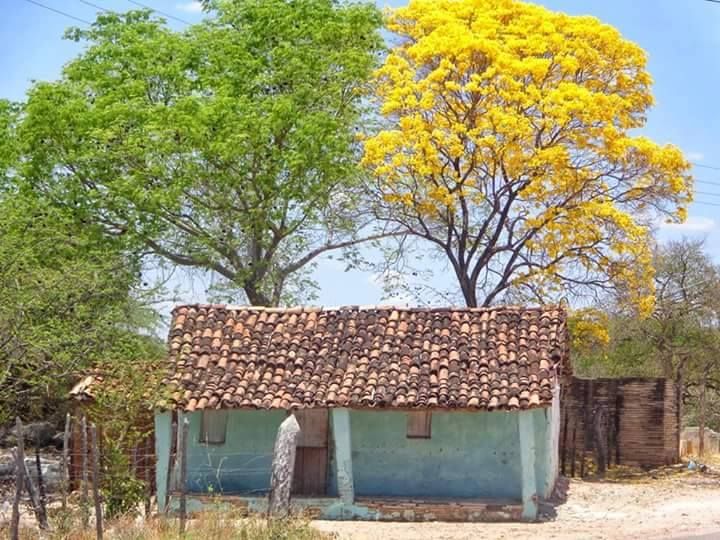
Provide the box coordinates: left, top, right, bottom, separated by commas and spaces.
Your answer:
4, 414, 153, 540
3, 413, 293, 539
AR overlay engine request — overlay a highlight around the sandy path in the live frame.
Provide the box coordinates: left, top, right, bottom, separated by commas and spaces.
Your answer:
314, 475, 720, 540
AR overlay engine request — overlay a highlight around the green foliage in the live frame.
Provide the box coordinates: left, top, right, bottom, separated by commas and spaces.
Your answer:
574, 239, 720, 431
0, 100, 19, 173
18, 2, 384, 306
102, 467, 148, 519
0, 186, 160, 424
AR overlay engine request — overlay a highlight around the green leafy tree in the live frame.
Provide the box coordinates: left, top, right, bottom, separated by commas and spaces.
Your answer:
18, 1, 385, 307
0, 182, 162, 424
575, 239, 720, 445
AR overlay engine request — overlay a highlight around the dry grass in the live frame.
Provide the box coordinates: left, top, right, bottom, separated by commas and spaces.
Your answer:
3, 509, 332, 540
685, 452, 720, 468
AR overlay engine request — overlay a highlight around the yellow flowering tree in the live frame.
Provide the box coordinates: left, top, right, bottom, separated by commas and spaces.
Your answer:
362, 0, 692, 313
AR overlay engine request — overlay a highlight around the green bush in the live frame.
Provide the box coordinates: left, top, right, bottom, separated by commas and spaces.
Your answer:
102, 471, 147, 519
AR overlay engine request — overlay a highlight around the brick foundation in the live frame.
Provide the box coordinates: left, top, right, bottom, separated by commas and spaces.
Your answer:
179, 494, 524, 522
356, 497, 523, 521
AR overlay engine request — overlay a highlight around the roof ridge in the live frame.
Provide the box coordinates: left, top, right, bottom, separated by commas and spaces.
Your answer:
171, 302, 565, 314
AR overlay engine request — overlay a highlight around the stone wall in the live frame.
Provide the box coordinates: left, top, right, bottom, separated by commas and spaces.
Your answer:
172, 493, 524, 522
560, 376, 679, 476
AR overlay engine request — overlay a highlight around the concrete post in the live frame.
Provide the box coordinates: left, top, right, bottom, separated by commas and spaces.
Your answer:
154, 411, 172, 513
518, 410, 538, 520
331, 408, 354, 505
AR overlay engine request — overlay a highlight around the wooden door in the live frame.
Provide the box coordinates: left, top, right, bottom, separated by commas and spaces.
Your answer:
291, 409, 328, 495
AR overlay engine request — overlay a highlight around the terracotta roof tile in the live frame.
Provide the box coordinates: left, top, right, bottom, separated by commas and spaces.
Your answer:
162, 304, 568, 412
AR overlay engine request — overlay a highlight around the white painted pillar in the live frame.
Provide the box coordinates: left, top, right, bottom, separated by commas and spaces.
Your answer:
518, 410, 538, 520
545, 383, 561, 497
331, 408, 354, 504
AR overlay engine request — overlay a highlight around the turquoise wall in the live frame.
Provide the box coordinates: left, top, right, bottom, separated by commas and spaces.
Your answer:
156, 407, 553, 505
184, 410, 284, 495
532, 407, 550, 496
181, 410, 338, 496
350, 409, 531, 500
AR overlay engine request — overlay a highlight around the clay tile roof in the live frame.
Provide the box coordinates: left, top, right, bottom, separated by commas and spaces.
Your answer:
163, 304, 568, 412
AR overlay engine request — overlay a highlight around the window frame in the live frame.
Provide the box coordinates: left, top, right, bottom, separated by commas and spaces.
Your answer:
406, 410, 432, 439
199, 409, 228, 445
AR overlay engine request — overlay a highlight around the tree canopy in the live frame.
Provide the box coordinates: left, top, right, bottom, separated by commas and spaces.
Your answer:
362, 0, 692, 312
17, 0, 384, 307
573, 239, 720, 432
0, 187, 163, 425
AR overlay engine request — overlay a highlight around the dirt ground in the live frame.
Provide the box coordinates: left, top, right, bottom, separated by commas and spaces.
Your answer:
314, 468, 720, 540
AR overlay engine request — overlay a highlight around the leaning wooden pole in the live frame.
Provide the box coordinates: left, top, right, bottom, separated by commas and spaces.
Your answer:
18, 425, 47, 529
61, 413, 71, 510
34, 445, 48, 528
164, 416, 178, 514
81, 415, 89, 529
10, 418, 25, 540
91, 424, 103, 540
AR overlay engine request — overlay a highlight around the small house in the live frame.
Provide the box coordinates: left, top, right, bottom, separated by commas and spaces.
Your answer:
155, 304, 568, 521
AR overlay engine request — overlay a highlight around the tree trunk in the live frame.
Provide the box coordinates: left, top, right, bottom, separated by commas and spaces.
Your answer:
698, 368, 707, 457
675, 362, 684, 461
456, 269, 477, 307
593, 406, 608, 475
244, 284, 273, 307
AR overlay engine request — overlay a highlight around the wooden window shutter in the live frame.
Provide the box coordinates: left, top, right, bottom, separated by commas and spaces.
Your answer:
292, 409, 328, 448
407, 411, 431, 439
199, 410, 228, 444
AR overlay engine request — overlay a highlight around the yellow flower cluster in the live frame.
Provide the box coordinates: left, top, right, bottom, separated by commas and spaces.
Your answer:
570, 308, 611, 353
362, 0, 693, 315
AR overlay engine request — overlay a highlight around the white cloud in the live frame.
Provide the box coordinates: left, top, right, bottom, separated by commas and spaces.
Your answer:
176, 1, 203, 13
687, 151, 705, 162
659, 216, 715, 233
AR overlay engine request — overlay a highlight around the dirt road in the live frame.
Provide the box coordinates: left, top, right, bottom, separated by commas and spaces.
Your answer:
314, 473, 720, 540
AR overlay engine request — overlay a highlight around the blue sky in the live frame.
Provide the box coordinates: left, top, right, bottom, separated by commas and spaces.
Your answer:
2, 0, 720, 311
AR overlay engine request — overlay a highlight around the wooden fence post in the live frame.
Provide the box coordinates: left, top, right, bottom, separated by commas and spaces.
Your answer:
164, 416, 178, 514
178, 417, 189, 535
570, 426, 577, 478
91, 424, 103, 540
62, 413, 71, 510
34, 446, 48, 527
81, 415, 89, 528
15, 421, 48, 530
10, 418, 25, 540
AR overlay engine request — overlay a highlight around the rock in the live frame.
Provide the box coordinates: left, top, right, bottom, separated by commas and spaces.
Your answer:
0, 425, 14, 448
0, 457, 63, 492
26, 457, 64, 492
0, 461, 13, 478
0, 501, 11, 523
0, 434, 16, 448
13, 422, 56, 448
51, 432, 65, 450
